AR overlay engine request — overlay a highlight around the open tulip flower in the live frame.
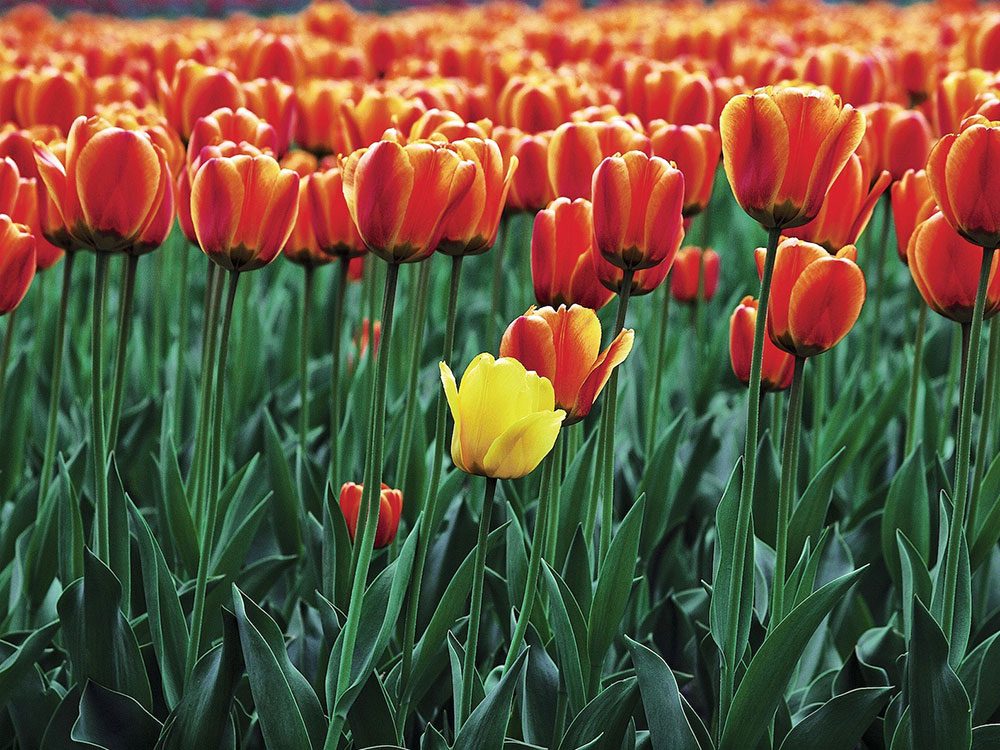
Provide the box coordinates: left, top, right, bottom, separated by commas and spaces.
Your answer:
756, 237, 866, 358
440, 352, 565, 479
531, 197, 612, 310
720, 86, 865, 230
500, 304, 634, 424
729, 296, 794, 391
0, 214, 35, 316
339, 481, 403, 549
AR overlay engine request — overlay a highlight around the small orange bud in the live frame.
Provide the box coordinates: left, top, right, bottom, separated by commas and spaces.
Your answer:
339, 481, 402, 549
729, 296, 794, 392
670, 247, 720, 303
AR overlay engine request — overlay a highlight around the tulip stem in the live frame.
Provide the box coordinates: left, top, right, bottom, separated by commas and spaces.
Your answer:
904, 303, 928, 457
299, 266, 315, 454
459, 476, 498, 729
970, 320, 1000, 534
487, 214, 509, 348
0, 306, 17, 441
191, 262, 222, 526
39, 253, 75, 504
771, 356, 806, 627
329, 261, 401, 745
329, 256, 349, 487
941, 246, 996, 645
186, 268, 240, 682
810, 353, 826, 470
90, 253, 111, 563
645, 278, 671, 462
108, 254, 138, 449
397, 260, 432, 487
398, 255, 464, 727
597, 269, 634, 566
720, 226, 781, 723
504, 444, 558, 674
867, 196, 891, 370
173, 243, 191, 437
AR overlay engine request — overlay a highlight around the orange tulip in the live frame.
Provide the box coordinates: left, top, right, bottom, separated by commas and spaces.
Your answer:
729, 296, 794, 392
339, 481, 402, 549
341, 136, 476, 264
931, 69, 992, 137
547, 119, 650, 200
493, 127, 553, 213
591, 150, 685, 271
891, 169, 935, 264
648, 121, 721, 216
190, 152, 299, 272
408, 109, 492, 142
295, 78, 358, 157
592, 249, 672, 297
437, 138, 517, 256
96, 102, 185, 181
720, 86, 865, 230
531, 197, 612, 310
0, 153, 61, 270
242, 77, 297, 156
671, 247, 720, 303
786, 153, 890, 252
186, 107, 279, 172
283, 175, 331, 269
755, 237, 866, 358
281, 149, 319, 177
908, 211, 1000, 324
859, 103, 933, 182
234, 31, 304, 86
339, 90, 427, 154
0, 125, 59, 180
926, 115, 1000, 249
499, 304, 634, 424
307, 163, 366, 259
13, 66, 91, 135
33, 115, 171, 254
160, 61, 246, 141
0, 214, 35, 315
641, 64, 715, 126
799, 45, 897, 107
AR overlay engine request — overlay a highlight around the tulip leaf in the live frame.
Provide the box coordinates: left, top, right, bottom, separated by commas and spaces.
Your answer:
896, 531, 931, 641
0, 619, 60, 707
881, 448, 930, 586
626, 636, 700, 750
973, 725, 1000, 749
263, 410, 303, 555
453, 649, 528, 750
959, 632, 1000, 725
778, 687, 891, 750
71, 680, 162, 750
787, 448, 845, 561
970, 452, 1000, 570
158, 433, 200, 576
542, 560, 590, 715
555, 677, 639, 750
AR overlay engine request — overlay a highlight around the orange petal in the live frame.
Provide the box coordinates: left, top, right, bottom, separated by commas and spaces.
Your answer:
787, 255, 866, 356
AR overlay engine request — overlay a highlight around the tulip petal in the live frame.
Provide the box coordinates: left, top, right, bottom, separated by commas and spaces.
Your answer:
482, 409, 565, 480
576, 328, 635, 421
787, 255, 866, 356
720, 92, 787, 225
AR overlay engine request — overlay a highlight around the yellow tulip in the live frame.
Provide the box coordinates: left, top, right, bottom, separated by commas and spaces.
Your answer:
439, 353, 566, 479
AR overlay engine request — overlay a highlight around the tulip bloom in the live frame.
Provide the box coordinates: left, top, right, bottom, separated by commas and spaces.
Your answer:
242, 78, 297, 156
729, 296, 794, 392
190, 152, 299, 271
160, 61, 246, 141
186, 107, 279, 171
408, 109, 491, 142
531, 197, 612, 310
493, 127, 553, 213
926, 115, 1000, 249
283, 176, 331, 268
339, 481, 402, 549
932, 69, 992, 137
296, 78, 358, 157
591, 151, 685, 271
307, 163, 366, 259
13, 66, 91, 135
500, 304, 634, 423
548, 120, 650, 200
859, 103, 933, 182
0, 214, 36, 315
437, 138, 517, 256
786, 153, 890, 252
671, 247, 720, 303
342, 137, 476, 264
720, 86, 865, 230
339, 90, 426, 154
641, 64, 716, 126
755, 237, 866, 358
440, 353, 565, 479
33, 115, 172, 254
891, 169, 935, 264
908, 211, 1000, 324
648, 121, 721, 216
593, 249, 672, 296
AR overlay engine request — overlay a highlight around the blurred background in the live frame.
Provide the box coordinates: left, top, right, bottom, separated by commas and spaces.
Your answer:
0, 0, 477, 15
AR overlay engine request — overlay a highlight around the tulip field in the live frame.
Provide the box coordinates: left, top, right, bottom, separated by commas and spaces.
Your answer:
3, 0, 1000, 748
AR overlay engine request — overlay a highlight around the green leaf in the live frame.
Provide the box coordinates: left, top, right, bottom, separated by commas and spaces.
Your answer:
626, 637, 700, 750
0, 620, 59, 706
778, 687, 891, 750
71, 681, 162, 750
972, 725, 1000, 750
58, 456, 84, 588
896, 531, 931, 641
555, 677, 639, 750
787, 448, 845, 562
720, 567, 865, 750
347, 671, 399, 749
264, 411, 303, 555
882, 449, 930, 586
159, 434, 200, 575
710, 462, 752, 676
541, 561, 589, 715
959, 632, 1000, 725
970, 452, 1000, 570
638, 413, 685, 553
453, 649, 528, 750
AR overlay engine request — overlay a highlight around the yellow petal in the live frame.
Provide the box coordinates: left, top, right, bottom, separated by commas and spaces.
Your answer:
440, 361, 470, 474
482, 409, 566, 479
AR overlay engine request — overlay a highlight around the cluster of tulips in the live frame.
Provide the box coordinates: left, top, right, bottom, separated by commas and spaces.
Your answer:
1, 0, 1000, 748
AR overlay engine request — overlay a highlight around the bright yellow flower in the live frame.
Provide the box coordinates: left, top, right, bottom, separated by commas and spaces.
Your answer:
439, 353, 565, 480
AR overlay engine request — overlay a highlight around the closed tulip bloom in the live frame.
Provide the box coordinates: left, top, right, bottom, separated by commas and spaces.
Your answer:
307, 163, 366, 259
339, 90, 426, 154
283, 176, 331, 268
592, 151, 685, 271
339, 481, 402, 549
891, 169, 935, 264
926, 115, 1000, 249
13, 66, 91, 135
755, 237, 866, 358
494, 127, 553, 213
531, 197, 612, 310
242, 78, 297, 156
437, 138, 517, 256
859, 103, 933, 182
908, 211, 1000, 324
160, 61, 246, 141
342, 137, 476, 263
190, 152, 299, 272
33, 115, 171, 254
281, 149, 319, 177
548, 120, 650, 200
186, 107, 279, 172
0, 125, 60, 180
296, 78, 358, 157
932, 69, 992, 137
408, 109, 492, 142
786, 153, 890, 252
128, 175, 175, 257
0, 214, 35, 315
671, 247, 720, 303
31, 139, 74, 252
720, 86, 865, 229
641, 64, 715, 126
96, 102, 186, 183
440, 353, 565, 480
729, 296, 794, 392
648, 121, 721, 216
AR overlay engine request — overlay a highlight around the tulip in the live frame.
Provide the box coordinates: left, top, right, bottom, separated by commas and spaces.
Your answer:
281, 149, 319, 176
408, 109, 492, 142
500, 304, 634, 423
339, 90, 426, 153
671, 247, 720, 304
649, 121, 721, 216
720, 86, 865, 230
13, 66, 91, 135
493, 127, 554, 213
341, 136, 476, 264
283, 176, 330, 269
932, 69, 992, 137
892, 169, 936, 265
235, 31, 304, 86
859, 103, 933, 182
243, 78, 297, 156
339, 482, 403, 549
593, 249, 672, 297
641, 64, 716, 126
296, 78, 358, 157
186, 107, 280, 171
548, 120, 650, 200
531, 197, 612, 310
160, 61, 246, 141
0, 214, 35, 316
729, 296, 794, 392
96, 102, 186, 180
306, 163, 366, 260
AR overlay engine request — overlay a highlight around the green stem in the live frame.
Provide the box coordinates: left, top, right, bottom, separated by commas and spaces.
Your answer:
811, 350, 826, 470
771, 356, 806, 626
504, 446, 558, 673
486, 215, 509, 348
546, 426, 568, 564
905, 303, 928, 457
970, 320, 1000, 532
0, 306, 17, 422
720, 226, 780, 723
329, 256, 350, 487
397, 260, 433, 487
299, 266, 315, 453
328, 261, 401, 745
39, 253, 75, 503
190, 262, 222, 526
398, 255, 464, 724
91, 253, 111, 563
941, 246, 996, 644
173, 243, 191, 436
645, 279, 671, 462
868, 196, 891, 370
108, 254, 139, 448
459, 477, 498, 729
185, 268, 240, 681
